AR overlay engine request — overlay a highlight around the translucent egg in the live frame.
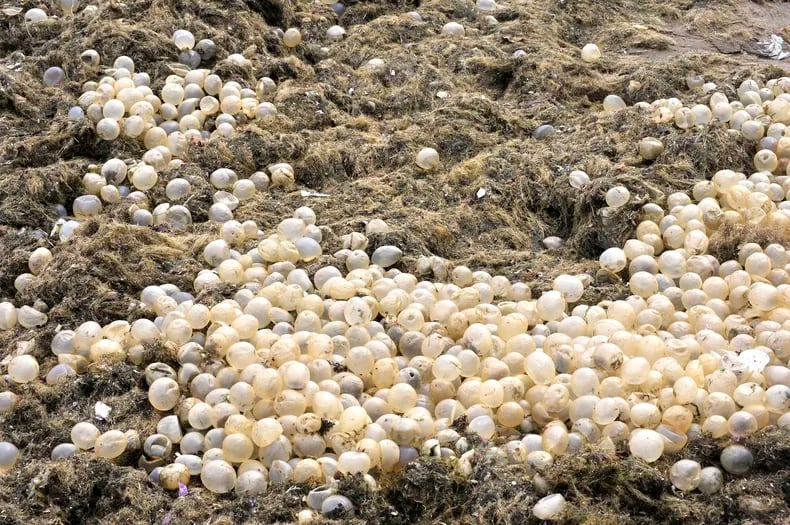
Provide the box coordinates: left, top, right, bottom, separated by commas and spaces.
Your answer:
606, 186, 630, 208
712, 102, 732, 122
630, 272, 658, 298
222, 433, 254, 463
479, 379, 505, 408
599, 247, 627, 273
165, 178, 191, 201
159, 463, 190, 490
237, 470, 268, 494
698, 466, 723, 494
533, 125, 554, 139
432, 354, 462, 382
371, 246, 403, 267
161, 83, 185, 105
149, 378, 180, 411
416, 147, 439, 170
173, 30, 196, 51
442, 22, 465, 37
8, 355, 39, 383
744, 252, 772, 278
51, 443, 77, 461
24, 8, 48, 23
321, 495, 354, 517
132, 209, 153, 226
691, 104, 712, 125
476, 0, 497, 12
766, 385, 790, 414
43, 67, 66, 87
389, 383, 418, 413
629, 429, 664, 462
269, 163, 295, 187
569, 170, 590, 189
621, 357, 650, 385
673, 376, 698, 404
195, 39, 216, 61
741, 120, 764, 141
201, 459, 237, 493
749, 283, 779, 311
71, 421, 101, 450
326, 25, 346, 41
0, 442, 19, 472
233, 179, 256, 201
256, 102, 277, 120
0, 391, 19, 413
96, 118, 120, 140
27, 247, 54, 276
68, 106, 85, 121
17, 305, 47, 328
95, 430, 127, 459
283, 28, 302, 48
252, 418, 283, 448
533, 493, 566, 521
553, 274, 584, 302
638, 137, 664, 160
337, 451, 371, 475
581, 43, 601, 63
0, 302, 18, 330
603, 94, 627, 112
524, 351, 556, 385
669, 459, 701, 491
101, 99, 124, 121
46, 363, 76, 385
727, 410, 758, 437
658, 250, 686, 278
720, 445, 753, 474
536, 290, 566, 321
674, 107, 696, 129
468, 415, 496, 439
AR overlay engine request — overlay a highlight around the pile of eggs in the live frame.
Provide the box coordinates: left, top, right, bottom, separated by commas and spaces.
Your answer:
23, 0, 82, 23
567, 149, 790, 229
55, 42, 312, 233
2, 141, 789, 518
73, 53, 278, 143
62, 157, 293, 234
570, 79, 790, 219
601, 77, 790, 148
2, 18, 790, 524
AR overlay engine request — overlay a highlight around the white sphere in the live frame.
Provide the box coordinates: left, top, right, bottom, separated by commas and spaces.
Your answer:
581, 44, 601, 63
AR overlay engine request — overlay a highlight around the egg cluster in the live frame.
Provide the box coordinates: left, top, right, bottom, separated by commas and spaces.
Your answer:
2, 143, 789, 517
74, 55, 277, 143
62, 157, 291, 234
603, 78, 790, 151
1, 16, 790, 523
563, 74, 790, 213
55, 44, 305, 232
